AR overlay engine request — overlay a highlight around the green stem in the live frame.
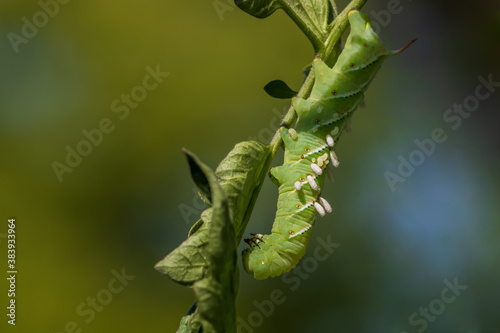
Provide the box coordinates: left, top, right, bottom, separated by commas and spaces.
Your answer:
322, 0, 367, 59
269, 0, 368, 155
269, 70, 315, 155
330, 0, 339, 17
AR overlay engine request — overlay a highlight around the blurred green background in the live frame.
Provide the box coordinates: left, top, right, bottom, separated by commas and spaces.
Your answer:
1, 0, 499, 332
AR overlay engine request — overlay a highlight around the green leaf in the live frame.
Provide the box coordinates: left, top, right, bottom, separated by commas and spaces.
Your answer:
154, 153, 215, 286
215, 141, 272, 241
184, 147, 212, 205
156, 150, 237, 332
185, 150, 237, 333
155, 142, 270, 286
235, 0, 332, 51
301, 0, 333, 33
193, 214, 237, 332
234, 0, 282, 19
155, 214, 211, 286
176, 309, 202, 333
188, 219, 204, 237
197, 189, 212, 207
264, 80, 298, 99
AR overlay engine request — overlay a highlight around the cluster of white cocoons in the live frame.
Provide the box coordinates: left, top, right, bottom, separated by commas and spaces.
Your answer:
330, 150, 339, 168
326, 134, 334, 147
290, 128, 342, 216
313, 196, 332, 216
313, 202, 326, 216
294, 181, 302, 191
311, 163, 322, 175
319, 197, 332, 213
306, 175, 319, 191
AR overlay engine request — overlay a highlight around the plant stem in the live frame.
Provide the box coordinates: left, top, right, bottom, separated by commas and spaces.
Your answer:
330, 0, 339, 17
269, 70, 315, 155
322, 0, 367, 59
269, 0, 368, 155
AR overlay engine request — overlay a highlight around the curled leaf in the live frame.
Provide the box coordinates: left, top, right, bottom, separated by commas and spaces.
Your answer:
234, 0, 282, 18
215, 141, 272, 241
183, 147, 212, 205
235, 0, 333, 51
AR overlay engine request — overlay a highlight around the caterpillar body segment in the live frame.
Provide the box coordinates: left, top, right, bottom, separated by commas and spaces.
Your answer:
242, 126, 340, 280
243, 11, 410, 280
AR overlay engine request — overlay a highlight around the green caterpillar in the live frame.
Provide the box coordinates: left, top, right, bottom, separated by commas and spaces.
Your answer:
242, 10, 414, 280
